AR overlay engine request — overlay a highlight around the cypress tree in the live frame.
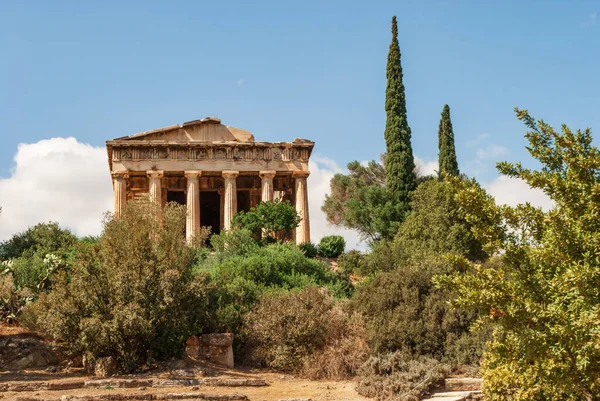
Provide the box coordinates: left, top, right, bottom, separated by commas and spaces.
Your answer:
437, 104, 460, 177
384, 16, 416, 206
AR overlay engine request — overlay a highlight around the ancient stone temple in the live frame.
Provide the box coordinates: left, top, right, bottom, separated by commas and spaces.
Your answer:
106, 117, 314, 244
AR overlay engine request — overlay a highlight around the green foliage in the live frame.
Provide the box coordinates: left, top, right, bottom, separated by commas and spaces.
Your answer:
298, 241, 318, 258
209, 228, 259, 260
0, 222, 79, 291
353, 257, 477, 360
231, 200, 300, 243
437, 104, 460, 178
0, 222, 77, 262
337, 250, 364, 274
322, 160, 403, 242
23, 198, 212, 372
384, 16, 416, 208
394, 179, 486, 264
317, 235, 346, 258
356, 351, 451, 401
437, 109, 600, 400
196, 239, 354, 338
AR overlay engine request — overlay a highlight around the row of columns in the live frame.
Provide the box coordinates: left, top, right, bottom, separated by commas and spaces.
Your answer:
111, 170, 310, 244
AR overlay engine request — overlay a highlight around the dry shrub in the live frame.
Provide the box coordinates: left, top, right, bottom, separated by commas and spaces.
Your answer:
301, 308, 369, 379
243, 287, 368, 378
356, 351, 450, 401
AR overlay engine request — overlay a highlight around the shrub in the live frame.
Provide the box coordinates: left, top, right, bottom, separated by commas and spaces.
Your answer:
196, 240, 353, 339
298, 241, 318, 258
243, 287, 334, 371
356, 351, 450, 401
352, 256, 476, 360
337, 250, 364, 274
318, 235, 346, 258
209, 228, 259, 260
23, 198, 212, 372
243, 287, 368, 377
301, 308, 369, 379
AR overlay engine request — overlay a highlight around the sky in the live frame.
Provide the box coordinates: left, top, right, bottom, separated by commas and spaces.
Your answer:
0, 1, 597, 247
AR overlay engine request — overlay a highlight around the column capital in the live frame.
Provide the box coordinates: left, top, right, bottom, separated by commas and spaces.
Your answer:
259, 170, 277, 179
111, 170, 129, 179
147, 170, 164, 178
184, 170, 202, 179
222, 170, 239, 179
293, 170, 310, 178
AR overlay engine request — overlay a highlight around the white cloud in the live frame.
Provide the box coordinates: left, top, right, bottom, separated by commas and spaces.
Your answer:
466, 133, 490, 148
0, 138, 113, 241
237, 79, 246, 87
484, 175, 554, 211
414, 156, 438, 177
475, 144, 509, 160
308, 156, 364, 251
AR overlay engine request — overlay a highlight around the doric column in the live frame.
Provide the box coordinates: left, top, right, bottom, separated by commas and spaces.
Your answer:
222, 170, 239, 231
294, 171, 310, 244
185, 170, 202, 243
112, 171, 129, 216
147, 170, 164, 205
259, 170, 276, 203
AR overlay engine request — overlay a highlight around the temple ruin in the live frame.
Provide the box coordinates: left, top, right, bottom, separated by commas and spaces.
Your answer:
106, 117, 314, 244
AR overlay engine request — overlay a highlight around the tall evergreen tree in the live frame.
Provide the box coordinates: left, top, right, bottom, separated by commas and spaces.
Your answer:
437, 104, 460, 177
384, 16, 416, 207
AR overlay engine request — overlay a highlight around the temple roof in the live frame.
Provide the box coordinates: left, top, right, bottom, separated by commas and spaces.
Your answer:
109, 117, 256, 143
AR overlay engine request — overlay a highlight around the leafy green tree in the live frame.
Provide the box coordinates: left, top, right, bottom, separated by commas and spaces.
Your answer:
353, 179, 487, 362
384, 16, 416, 207
0, 222, 77, 261
437, 104, 460, 178
437, 109, 600, 400
394, 179, 485, 263
322, 160, 402, 242
231, 200, 300, 243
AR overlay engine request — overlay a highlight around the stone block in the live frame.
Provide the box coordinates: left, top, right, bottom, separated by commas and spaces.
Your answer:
199, 333, 234, 368
185, 335, 200, 359
94, 356, 117, 377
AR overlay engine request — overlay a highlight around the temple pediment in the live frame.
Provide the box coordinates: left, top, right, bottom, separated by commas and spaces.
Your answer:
112, 117, 255, 143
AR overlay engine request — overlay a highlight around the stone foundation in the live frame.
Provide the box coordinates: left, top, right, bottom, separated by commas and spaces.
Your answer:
186, 333, 234, 369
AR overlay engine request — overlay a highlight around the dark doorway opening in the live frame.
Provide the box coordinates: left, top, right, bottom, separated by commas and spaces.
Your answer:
167, 190, 186, 206
237, 190, 251, 214
201, 191, 221, 235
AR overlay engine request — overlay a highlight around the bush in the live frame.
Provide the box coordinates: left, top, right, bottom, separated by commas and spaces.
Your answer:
352, 256, 477, 360
337, 250, 364, 274
196, 239, 354, 339
243, 287, 368, 377
301, 308, 369, 379
298, 242, 318, 258
23, 198, 212, 372
356, 351, 450, 401
318, 235, 346, 258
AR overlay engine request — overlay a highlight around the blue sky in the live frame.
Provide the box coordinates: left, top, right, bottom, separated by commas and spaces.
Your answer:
1, 1, 599, 183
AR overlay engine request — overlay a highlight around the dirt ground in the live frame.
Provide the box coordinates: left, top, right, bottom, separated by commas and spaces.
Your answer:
0, 324, 369, 401
0, 368, 369, 401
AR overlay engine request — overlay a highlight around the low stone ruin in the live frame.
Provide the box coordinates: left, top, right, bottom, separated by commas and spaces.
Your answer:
186, 333, 234, 368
